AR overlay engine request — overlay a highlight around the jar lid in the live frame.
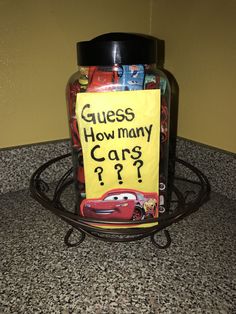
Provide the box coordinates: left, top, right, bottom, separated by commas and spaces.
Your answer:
76, 33, 157, 66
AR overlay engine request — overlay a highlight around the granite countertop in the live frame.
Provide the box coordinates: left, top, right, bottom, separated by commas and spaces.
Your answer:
0, 187, 235, 314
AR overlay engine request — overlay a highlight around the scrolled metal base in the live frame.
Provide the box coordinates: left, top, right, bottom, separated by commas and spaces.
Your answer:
30, 154, 210, 249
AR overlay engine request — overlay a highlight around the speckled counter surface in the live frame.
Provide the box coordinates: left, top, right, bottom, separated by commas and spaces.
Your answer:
1, 189, 235, 314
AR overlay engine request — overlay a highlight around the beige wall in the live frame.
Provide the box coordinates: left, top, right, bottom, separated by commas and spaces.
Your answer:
0, 0, 151, 148
1, 0, 236, 153
151, 0, 236, 153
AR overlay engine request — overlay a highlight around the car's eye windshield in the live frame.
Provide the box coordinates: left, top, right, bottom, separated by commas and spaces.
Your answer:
104, 193, 136, 201
137, 193, 145, 200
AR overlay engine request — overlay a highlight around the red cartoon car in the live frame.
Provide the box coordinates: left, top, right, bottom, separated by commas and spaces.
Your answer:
80, 189, 158, 221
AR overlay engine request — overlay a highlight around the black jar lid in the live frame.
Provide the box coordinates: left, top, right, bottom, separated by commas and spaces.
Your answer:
77, 32, 157, 66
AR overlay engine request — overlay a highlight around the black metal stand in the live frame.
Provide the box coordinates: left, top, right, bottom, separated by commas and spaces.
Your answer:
30, 154, 210, 249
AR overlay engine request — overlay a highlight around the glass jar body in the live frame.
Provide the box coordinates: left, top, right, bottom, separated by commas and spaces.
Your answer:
66, 64, 170, 215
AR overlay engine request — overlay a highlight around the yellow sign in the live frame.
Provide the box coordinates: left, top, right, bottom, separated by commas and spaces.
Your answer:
76, 89, 160, 200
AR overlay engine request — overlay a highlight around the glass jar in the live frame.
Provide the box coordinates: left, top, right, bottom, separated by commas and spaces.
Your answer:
66, 33, 171, 221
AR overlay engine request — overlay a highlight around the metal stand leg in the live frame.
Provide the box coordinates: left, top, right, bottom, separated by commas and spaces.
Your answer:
64, 228, 86, 247
150, 229, 171, 249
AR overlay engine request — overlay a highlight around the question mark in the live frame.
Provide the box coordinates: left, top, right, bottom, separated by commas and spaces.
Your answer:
114, 163, 123, 184
94, 166, 104, 185
133, 160, 144, 183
